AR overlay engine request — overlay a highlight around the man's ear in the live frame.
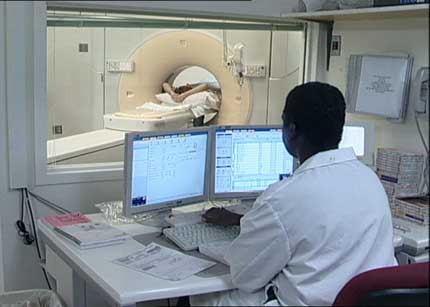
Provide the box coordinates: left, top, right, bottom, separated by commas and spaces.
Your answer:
286, 122, 297, 139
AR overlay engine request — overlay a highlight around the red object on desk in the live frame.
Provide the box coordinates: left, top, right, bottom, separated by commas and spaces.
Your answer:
42, 212, 91, 228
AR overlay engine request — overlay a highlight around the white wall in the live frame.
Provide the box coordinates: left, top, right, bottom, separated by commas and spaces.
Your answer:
268, 30, 305, 124
47, 27, 105, 139
324, 17, 429, 155
0, 217, 3, 293
0, 2, 124, 291
0, 1, 5, 292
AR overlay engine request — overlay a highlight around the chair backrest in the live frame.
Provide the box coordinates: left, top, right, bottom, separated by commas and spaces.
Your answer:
333, 262, 430, 307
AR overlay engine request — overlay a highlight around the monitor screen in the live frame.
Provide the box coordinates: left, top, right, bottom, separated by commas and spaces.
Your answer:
213, 126, 295, 198
124, 129, 209, 216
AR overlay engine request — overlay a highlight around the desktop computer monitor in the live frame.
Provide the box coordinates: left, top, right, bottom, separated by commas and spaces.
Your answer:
123, 128, 211, 217
340, 122, 375, 166
211, 125, 296, 200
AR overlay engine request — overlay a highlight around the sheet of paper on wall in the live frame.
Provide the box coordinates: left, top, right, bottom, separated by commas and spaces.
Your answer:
112, 243, 216, 281
355, 56, 409, 117
346, 54, 414, 121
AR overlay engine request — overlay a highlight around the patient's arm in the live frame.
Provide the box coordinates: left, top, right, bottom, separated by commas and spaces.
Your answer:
162, 82, 175, 95
178, 83, 209, 102
163, 82, 183, 102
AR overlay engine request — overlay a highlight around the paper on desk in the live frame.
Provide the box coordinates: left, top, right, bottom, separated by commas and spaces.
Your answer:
113, 243, 216, 281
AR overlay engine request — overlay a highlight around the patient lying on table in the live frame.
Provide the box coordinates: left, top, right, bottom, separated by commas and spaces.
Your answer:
162, 82, 221, 103
136, 82, 221, 121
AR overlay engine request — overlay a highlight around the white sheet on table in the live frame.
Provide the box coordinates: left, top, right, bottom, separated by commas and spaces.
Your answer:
136, 102, 188, 112
139, 91, 220, 118
113, 242, 215, 281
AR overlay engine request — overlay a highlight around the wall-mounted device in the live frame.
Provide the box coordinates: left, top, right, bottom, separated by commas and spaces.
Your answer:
243, 64, 267, 78
411, 67, 429, 195
223, 40, 266, 82
330, 35, 341, 57
412, 67, 429, 115
225, 42, 245, 81
107, 60, 135, 73
346, 54, 414, 122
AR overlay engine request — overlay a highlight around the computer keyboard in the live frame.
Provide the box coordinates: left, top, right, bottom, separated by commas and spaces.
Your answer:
163, 223, 240, 251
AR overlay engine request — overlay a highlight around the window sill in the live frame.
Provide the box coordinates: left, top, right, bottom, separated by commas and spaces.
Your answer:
36, 162, 124, 186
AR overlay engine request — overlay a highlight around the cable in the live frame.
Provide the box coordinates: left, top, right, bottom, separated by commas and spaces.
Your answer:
23, 188, 52, 290
15, 220, 34, 245
269, 67, 301, 81
20, 189, 24, 221
16, 189, 34, 245
415, 114, 429, 154
16, 188, 70, 289
28, 190, 71, 214
24, 189, 41, 258
415, 114, 429, 193
222, 28, 228, 65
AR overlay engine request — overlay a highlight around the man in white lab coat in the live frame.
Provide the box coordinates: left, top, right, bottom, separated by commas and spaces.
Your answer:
190, 82, 397, 306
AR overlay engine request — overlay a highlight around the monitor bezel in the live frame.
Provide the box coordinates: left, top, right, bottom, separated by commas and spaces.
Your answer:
210, 125, 297, 200
123, 127, 211, 218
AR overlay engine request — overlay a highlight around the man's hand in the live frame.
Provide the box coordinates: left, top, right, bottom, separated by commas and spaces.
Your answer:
202, 208, 242, 226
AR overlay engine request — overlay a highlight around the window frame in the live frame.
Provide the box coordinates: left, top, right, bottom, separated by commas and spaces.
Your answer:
30, 2, 317, 186
33, 2, 124, 185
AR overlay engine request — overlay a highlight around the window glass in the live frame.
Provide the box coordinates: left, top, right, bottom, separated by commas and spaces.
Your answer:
46, 11, 305, 168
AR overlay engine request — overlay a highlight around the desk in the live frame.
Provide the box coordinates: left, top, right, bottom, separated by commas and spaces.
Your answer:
39, 212, 407, 307
38, 214, 234, 307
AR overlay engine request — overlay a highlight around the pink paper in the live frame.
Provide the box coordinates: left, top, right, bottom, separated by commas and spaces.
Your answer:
43, 212, 91, 228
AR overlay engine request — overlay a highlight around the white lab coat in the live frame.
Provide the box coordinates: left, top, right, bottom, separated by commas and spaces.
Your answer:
191, 148, 397, 306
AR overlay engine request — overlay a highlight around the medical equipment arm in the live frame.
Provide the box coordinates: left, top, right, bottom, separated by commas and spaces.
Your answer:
224, 199, 291, 293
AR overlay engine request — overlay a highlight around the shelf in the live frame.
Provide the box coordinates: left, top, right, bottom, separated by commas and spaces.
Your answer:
283, 4, 429, 22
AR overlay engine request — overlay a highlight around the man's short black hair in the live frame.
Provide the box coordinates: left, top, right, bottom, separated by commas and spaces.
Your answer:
283, 82, 346, 149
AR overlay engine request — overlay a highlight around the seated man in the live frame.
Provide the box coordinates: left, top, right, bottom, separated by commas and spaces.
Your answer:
192, 82, 397, 306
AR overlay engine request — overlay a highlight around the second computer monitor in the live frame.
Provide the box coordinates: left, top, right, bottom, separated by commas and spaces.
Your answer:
212, 125, 295, 200
340, 122, 375, 166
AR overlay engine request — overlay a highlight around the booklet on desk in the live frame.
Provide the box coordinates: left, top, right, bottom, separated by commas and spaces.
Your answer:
54, 222, 129, 249
42, 212, 91, 228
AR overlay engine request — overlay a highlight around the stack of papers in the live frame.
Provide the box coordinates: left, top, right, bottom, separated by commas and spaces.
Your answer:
43, 212, 91, 228
392, 196, 429, 226
346, 54, 413, 121
113, 243, 216, 281
54, 222, 129, 249
376, 148, 425, 205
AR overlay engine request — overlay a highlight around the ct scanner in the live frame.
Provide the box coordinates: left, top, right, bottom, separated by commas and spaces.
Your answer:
47, 31, 254, 164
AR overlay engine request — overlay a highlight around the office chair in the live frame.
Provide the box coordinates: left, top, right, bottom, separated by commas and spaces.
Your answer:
333, 262, 429, 306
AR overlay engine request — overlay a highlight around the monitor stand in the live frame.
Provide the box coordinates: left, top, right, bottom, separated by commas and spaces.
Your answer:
135, 207, 205, 228
134, 209, 172, 228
